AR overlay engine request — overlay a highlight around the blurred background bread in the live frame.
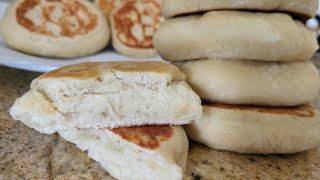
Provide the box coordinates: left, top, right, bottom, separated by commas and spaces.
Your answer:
95, 0, 163, 58
0, 0, 110, 58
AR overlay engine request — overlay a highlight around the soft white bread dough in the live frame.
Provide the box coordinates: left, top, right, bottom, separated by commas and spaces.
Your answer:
185, 104, 320, 154
162, 0, 319, 18
10, 90, 66, 134
10, 62, 202, 129
176, 59, 320, 106
60, 126, 188, 180
154, 11, 318, 62
9, 89, 188, 180
110, 0, 161, 57
0, 0, 110, 58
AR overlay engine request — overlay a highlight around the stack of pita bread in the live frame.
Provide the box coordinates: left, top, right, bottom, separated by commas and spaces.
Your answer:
10, 61, 202, 179
154, 0, 320, 154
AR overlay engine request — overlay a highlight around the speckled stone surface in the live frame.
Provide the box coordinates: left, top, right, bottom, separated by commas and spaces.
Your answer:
1, 66, 320, 180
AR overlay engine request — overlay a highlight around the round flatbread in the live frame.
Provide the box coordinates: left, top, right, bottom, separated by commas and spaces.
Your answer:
185, 104, 320, 154
176, 59, 320, 106
162, 0, 318, 19
154, 11, 318, 62
1, 0, 110, 58
110, 0, 162, 57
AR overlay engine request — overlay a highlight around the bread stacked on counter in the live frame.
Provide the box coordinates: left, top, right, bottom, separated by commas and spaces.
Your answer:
154, 0, 320, 154
10, 62, 202, 180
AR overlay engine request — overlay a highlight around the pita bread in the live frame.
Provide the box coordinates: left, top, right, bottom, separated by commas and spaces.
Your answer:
110, 0, 162, 57
10, 62, 202, 129
9, 89, 188, 180
60, 126, 188, 180
154, 11, 318, 62
176, 59, 320, 106
185, 104, 320, 154
162, 0, 318, 19
0, 0, 110, 58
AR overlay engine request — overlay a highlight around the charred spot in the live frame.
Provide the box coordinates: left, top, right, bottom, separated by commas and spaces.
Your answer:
111, 125, 173, 149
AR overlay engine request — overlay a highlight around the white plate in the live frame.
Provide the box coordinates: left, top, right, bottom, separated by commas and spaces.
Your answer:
0, 1, 162, 72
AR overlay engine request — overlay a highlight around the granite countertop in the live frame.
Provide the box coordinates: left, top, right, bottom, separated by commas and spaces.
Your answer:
1, 66, 320, 180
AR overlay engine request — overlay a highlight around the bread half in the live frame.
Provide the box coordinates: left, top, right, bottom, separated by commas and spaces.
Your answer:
110, 0, 162, 57
154, 11, 318, 62
0, 0, 109, 58
176, 59, 320, 106
10, 62, 202, 129
10, 88, 188, 180
60, 126, 188, 180
162, 0, 318, 19
185, 104, 320, 154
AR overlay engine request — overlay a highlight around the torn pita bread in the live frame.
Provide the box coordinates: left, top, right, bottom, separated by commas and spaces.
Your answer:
60, 126, 188, 180
10, 89, 188, 180
10, 62, 202, 129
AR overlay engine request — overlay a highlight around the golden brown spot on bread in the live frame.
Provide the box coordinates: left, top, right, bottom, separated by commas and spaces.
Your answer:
16, 0, 97, 38
112, 0, 161, 48
39, 63, 102, 79
110, 61, 173, 73
96, 76, 103, 82
39, 62, 179, 79
206, 104, 315, 118
111, 125, 173, 149
98, 0, 116, 16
